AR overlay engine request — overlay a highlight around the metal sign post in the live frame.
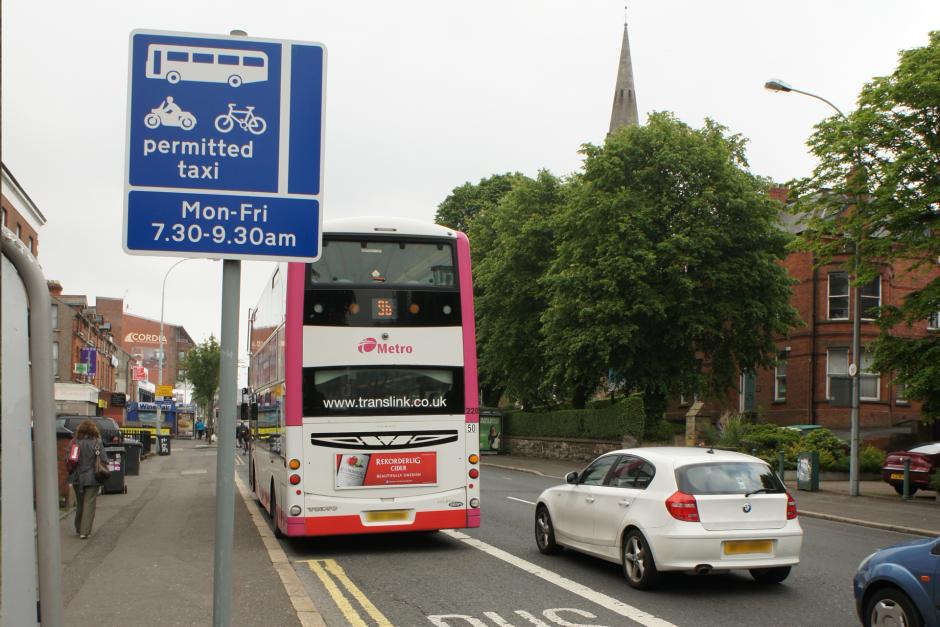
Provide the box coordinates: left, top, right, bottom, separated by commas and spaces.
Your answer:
124, 28, 326, 625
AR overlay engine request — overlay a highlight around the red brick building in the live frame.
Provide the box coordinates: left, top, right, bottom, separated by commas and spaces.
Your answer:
2, 162, 45, 256
94, 296, 195, 388
667, 190, 940, 440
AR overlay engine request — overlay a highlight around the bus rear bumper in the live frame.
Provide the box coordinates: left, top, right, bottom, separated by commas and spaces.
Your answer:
287, 509, 477, 537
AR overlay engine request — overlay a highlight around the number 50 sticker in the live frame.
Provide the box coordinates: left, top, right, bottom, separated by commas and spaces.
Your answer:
467, 424, 477, 433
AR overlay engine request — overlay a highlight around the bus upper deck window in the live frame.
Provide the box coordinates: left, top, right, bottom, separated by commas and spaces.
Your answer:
193, 53, 214, 64
218, 55, 239, 66
167, 51, 188, 62
244, 56, 265, 67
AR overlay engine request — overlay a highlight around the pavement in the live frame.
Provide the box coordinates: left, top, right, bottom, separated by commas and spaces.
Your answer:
481, 453, 940, 537
59, 438, 316, 627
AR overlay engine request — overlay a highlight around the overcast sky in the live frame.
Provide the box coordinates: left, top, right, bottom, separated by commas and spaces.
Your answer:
3, 1, 938, 384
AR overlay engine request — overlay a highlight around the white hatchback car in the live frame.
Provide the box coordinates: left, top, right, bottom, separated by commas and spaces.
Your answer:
534, 447, 803, 589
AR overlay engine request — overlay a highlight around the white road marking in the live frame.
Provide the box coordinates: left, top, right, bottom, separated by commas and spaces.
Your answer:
441, 531, 677, 627
507, 496, 536, 506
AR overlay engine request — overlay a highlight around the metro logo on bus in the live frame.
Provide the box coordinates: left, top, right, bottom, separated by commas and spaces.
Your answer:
357, 337, 413, 354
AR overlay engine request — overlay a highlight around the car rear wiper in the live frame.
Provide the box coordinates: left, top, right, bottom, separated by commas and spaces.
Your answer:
744, 488, 774, 497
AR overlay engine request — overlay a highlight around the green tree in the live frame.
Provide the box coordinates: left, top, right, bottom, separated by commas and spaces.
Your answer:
470, 171, 563, 408
182, 335, 221, 433
790, 31, 940, 420
541, 112, 800, 415
434, 173, 525, 233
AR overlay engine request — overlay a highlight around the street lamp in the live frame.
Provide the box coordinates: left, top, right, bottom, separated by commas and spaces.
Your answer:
764, 78, 863, 497
156, 258, 196, 442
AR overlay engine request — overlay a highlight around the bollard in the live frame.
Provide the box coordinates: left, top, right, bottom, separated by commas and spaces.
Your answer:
903, 458, 912, 500
778, 451, 786, 483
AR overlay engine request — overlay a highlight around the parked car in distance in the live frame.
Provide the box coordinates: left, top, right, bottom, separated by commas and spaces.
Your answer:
56, 415, 123, 445
854, 536, 940, 627
534, 447, 802, 590
881, 442, 940, 496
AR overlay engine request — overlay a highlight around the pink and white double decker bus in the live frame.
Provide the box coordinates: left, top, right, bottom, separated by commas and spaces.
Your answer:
248, 217, 481, 537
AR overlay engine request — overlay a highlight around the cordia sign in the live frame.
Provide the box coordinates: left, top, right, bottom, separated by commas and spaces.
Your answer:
124, 332, 167, 344
357, 337, 413, 354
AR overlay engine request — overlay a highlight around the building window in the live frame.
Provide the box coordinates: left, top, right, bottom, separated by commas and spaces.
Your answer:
828, 273, 849, 320
16, 223, 22, 239
826, 348, 848, 400
1, 206, 7, 226
860, 276, 881, 320
860, 349, 880, 401
51, 304, 58, 330
774, 355, 787, 401
52, 341, 59, 364
28, 236, 34, 254
929, 312, 940, 330
896, 381, 909, 405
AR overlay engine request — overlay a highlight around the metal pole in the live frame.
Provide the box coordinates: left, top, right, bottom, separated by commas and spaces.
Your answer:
157, 259, 191, 440
849, 245, 861, 496
213, 259, 240, 626
1, 230, 63, 626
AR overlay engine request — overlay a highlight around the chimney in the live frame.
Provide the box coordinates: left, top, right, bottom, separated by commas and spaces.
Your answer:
768, 186, 789, 204
47, 280, 63, 297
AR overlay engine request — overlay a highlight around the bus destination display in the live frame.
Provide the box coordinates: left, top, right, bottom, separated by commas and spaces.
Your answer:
372, 297, 397, 320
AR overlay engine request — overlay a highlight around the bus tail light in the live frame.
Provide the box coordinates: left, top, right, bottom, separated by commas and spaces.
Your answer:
289, 458, 301, 470
469, 498, 480, 508
469, 468, 479, 479
289, 505, 302, 516
468, 454, 479, 464
289, 474, 301, 485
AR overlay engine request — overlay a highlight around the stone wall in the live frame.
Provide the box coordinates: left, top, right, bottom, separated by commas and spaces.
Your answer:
503, 435, 635, 463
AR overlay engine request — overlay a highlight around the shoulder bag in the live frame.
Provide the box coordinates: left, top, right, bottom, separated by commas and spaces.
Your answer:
94, 447, 111, 482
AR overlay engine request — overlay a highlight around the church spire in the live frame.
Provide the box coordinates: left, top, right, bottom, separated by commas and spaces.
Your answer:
608, 9, 639, 133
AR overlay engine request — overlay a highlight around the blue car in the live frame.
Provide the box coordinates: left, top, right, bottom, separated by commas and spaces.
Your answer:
854, 536, 940, 627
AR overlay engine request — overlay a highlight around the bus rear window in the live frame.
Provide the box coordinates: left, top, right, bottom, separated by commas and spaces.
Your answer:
303, 366, 464, 417
675, 462, 785, 495
307, 240, 456, 288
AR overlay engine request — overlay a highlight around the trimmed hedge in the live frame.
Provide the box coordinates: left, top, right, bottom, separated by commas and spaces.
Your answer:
504, 395, 645, 441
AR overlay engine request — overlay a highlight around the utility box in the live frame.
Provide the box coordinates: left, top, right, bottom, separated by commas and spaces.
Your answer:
796, 451, 820, 492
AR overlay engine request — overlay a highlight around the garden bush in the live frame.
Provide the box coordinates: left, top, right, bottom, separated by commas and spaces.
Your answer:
504, 394, 644, 441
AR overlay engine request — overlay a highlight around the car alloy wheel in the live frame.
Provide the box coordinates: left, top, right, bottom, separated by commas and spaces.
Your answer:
622, 529, 660, 590
534, 506, 561, 555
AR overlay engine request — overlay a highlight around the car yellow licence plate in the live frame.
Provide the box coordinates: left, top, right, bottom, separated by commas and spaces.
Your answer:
723, 540, 773, 555
365, 510, 409, 522
890, 473, 904, 480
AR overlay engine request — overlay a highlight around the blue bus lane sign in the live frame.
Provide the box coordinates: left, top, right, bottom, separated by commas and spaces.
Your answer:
124, 30, 325, 262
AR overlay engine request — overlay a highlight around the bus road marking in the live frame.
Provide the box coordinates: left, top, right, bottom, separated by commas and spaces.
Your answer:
506, 496, 536, 506
441, 531, 677, 627
233, 473, 326, 627
302, 559, 393, 627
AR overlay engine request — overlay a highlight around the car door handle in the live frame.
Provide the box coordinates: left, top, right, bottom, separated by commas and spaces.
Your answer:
618, 499, 632, 507
585, 497, 595, 503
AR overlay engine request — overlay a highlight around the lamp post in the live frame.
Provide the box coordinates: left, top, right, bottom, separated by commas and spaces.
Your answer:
764, 78, 862, 497
156, 258, 195, 442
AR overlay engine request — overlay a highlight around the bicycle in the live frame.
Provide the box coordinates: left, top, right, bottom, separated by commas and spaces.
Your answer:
214, 103, 267, 135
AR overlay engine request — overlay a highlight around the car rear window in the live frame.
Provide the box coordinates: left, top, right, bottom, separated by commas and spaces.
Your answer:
910, 443, 940, 455
676, 462, 785, 495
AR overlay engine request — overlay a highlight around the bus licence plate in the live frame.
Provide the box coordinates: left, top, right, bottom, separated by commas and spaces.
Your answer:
365, 510, 408, 522
723, 540, 773, 555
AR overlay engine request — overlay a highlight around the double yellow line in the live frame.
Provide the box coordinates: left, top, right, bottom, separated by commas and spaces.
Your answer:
302, 559, 393, 627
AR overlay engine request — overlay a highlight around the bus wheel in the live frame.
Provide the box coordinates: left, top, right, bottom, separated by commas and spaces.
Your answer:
228, 74, 242, 87
166, 71, 180, 84
270, 482, 284, 539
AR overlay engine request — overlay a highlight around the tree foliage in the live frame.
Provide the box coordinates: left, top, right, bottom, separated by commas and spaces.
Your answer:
790, 31, 940, 420
181, 335, 221, 428
541, 113, 800, 417
469, 171, 563, 407
434, 172, 525, 233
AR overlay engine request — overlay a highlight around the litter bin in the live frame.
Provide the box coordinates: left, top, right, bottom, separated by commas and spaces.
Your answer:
139, 430, 152, 456
102, 446, 127, 494
157, 435, 171, 456
796, 451, 819, 492
124, 440, 142, 476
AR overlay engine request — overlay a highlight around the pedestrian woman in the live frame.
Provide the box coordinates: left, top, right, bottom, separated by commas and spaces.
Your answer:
68, 419, 110, 539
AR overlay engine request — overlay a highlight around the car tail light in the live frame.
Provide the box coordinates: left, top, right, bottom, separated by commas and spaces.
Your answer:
469, 468, 479, 479
289, 474, 301, 485
786, 492, 798, 519
111, 435, 121, 443
665, 491, 699, 522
